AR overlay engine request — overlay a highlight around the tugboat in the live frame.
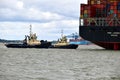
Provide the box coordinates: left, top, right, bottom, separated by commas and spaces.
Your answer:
5, 25, 51, 48
49, 30, 78, 49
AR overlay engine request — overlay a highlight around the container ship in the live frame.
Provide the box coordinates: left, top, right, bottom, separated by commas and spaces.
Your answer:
79, 0, 120, 50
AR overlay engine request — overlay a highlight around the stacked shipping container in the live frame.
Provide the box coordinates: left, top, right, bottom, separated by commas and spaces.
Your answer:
80, 0, 120, 26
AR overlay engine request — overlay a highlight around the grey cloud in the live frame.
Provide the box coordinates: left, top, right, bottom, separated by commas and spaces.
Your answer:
0, 0, 87, 40
0, 0, 87, 22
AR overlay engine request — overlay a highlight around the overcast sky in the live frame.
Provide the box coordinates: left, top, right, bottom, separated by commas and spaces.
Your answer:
0, 0, 87, 40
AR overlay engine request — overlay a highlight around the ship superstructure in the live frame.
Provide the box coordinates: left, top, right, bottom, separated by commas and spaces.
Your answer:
24, 25, 41, 45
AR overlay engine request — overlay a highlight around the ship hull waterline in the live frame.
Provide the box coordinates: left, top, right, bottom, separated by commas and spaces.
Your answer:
80, 26, 120, 50
5, 42, 51, 48
49, 44, 78, 49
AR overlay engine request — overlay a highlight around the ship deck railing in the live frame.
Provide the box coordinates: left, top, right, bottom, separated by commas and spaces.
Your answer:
80, 17, 120, 27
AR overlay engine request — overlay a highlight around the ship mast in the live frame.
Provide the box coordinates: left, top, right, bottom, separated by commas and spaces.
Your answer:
30, 24, 32, 35
61, 29, 63, 37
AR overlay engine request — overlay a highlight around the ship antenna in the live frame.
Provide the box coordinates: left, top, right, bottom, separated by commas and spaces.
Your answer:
30, 24, 32, 35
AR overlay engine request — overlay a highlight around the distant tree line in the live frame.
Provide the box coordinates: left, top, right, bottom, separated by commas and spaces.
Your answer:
0, 39, 22, 43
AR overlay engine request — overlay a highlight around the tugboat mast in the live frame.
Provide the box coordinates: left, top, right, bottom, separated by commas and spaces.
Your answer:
30, 24, 32, 35
61, 29, 63, 37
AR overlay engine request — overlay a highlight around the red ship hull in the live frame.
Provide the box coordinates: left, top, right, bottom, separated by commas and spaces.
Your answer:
94, 42, 120, 50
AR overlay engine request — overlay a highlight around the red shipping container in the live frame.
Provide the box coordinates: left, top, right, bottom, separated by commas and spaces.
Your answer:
80, 4, 89, 17
80, 4, 86, 16
81, 4, 89, 10
118, 13, 120, 18
80, 10, 84, 15
90, 5, 96, 18
81, 4, 85, 10
114, 9, 118, 14
110, 5, 117, 10
100, 0, 108, 4
93, 4, 105, 8
113, 1, 118, 6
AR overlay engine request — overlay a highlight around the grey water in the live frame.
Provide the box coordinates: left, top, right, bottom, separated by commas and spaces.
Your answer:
0, 43, 120, 80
